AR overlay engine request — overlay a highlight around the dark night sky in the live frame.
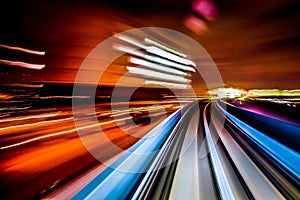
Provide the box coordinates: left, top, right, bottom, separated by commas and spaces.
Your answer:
0, 0, 299, 89
197, 0, 300, 89
145, 0, 300, 89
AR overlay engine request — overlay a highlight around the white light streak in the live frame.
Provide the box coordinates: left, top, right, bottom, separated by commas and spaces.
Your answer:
114, 44, 195, 72
113, 45, 144, 57
116, 35, 145, 49
145, 46, 196, 67
1, 83, 44, 88
145, 80, 190, 89
144, 54, 195, 72
116, 34, 196, 68
129, 57, 189, 77
127, 66, 191, 84
0, 59, 45, 70
144, 38, 187, 58
203, 104, 236, 200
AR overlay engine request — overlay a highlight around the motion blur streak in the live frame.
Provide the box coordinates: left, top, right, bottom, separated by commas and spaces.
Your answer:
65, 100, 299, 200
211, 105, 284, 199
144, 38, 187, 58
1, 127, 76, 150
1, 115, 139, 150
168, 110, 200, 199
114, 44, 196, 72
0, 113, 59, 123
203, 104, 235, 200
117, 35, 195, 67
129, 57, 189, 76
0, 100, 181, 199
145, 46, 196, 67
217, 103, 300, 186
0, 116, 73, 133
0, 44, 45, 55
0, 59, 45, 69
126, 66, 191, 84
144, 80, 190, 89
1, 98, 299, 199
72, 106, 185, 199
116, 35, 146, 49
1, 0, 299, 199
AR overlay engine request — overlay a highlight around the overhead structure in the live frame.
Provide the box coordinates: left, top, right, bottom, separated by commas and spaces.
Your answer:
114, 34, 196, 89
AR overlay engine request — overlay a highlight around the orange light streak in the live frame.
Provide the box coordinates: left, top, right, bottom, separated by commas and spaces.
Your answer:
0, 116, 133, 150
0, 117, 74, 134
0, 113, 59, 123
0, 44, 45, 55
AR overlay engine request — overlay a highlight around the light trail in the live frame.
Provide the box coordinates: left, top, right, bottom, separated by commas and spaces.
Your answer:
0, 116, 74, 134
0, 59, 45, 70
0, 116, 132, 150
145, 80, 191, 89
169, 110, 200, 199
144, 38, 187, 58
72, 108, 184, 199
127, 66, 191, 84
217, 102, 300, 186
0, 44, 45, 55
2, 100, 299, 199
114, 44, 196, 72
129, 57, 189, 76
211, 104, 285, 199
0, 113, 59, 123
203, 104, 236, 200
116, 35, 196, 67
